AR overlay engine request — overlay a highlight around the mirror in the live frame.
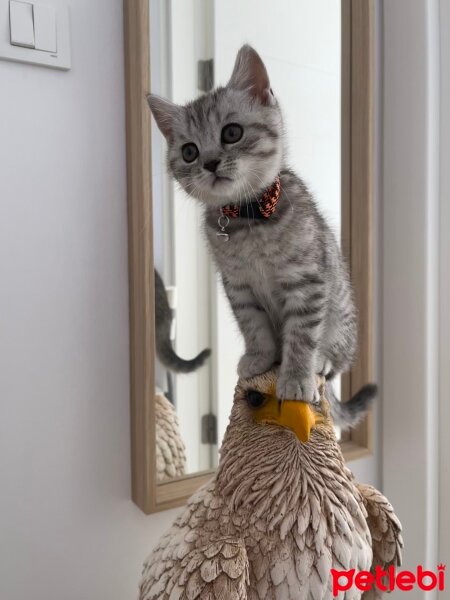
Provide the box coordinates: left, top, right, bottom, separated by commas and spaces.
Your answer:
150, 0, 342, 480
124, 0, 374, 512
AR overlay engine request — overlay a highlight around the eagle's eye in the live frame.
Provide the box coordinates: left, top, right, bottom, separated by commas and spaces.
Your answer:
246, 390, 266, 409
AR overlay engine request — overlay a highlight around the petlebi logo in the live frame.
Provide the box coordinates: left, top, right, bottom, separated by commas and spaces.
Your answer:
331, 564, 446, 596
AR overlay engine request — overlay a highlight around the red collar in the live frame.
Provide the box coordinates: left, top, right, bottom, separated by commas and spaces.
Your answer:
221, 176, 281, 219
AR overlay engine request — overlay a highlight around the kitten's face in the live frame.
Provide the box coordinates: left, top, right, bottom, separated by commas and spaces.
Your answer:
148, 46, 284, 208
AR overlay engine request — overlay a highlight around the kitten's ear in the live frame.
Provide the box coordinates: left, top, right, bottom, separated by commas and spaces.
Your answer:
146, 94, 181, 138
228, 45, 273, 106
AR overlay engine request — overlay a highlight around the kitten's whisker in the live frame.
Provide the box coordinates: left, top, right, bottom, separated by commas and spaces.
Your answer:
246, 179, 259, 225
280, 187, 294, 212
245, 186, 252, 229
238, 176, 254, 229
245, 178, 263, 215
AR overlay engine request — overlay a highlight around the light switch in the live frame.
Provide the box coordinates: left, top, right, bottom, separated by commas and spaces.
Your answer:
1, 0, 71, 69
9, 1, 35, 48
34, 4, 56, 53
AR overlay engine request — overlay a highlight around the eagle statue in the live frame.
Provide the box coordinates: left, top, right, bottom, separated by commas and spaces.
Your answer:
140, 372, 403, 599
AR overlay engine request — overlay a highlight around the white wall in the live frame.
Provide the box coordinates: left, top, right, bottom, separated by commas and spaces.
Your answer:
382, 1, 445, 596
0, 2, 178, 599
438, 0, 450, 571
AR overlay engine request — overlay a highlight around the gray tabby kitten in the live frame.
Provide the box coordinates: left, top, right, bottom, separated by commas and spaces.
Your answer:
148, 45, 374, 423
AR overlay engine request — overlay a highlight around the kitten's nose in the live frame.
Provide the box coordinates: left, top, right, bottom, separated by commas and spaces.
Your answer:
204, 159, 220, 173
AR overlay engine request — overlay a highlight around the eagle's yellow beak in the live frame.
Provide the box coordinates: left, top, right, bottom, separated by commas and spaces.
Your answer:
253, 392, 321, 443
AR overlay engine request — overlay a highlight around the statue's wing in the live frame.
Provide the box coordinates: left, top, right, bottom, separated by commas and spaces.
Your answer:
356, 483, 404, 570
140, 534, 248, 600
174, 539, 249, 600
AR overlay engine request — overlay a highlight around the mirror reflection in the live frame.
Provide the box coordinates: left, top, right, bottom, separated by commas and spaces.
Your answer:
151, 0, 342, 480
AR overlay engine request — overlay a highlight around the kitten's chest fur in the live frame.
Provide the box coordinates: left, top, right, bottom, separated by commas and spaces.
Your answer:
203, 170, 358, 374
207, 218, 283, 316
204, 171, 319, 302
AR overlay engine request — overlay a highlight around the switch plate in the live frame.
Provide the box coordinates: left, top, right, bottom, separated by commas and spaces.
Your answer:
9, 1, 34, 48
0, 1, 70, 69
33, 3, 56, 53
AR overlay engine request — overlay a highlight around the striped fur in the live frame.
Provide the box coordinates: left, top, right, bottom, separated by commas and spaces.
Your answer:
148, 45, 359, 409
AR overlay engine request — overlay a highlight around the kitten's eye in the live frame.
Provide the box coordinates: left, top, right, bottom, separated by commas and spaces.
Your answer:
221, 123, 243, 144
246, 390, 266, 409
181, 143, 199, 163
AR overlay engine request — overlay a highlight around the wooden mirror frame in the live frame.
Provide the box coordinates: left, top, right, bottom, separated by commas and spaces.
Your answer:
123, 0, 375, 513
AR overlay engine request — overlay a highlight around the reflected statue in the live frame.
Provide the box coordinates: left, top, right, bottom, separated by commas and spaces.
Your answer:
155, 392, 186, 482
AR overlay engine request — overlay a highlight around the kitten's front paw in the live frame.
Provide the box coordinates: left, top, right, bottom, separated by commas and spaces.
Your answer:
238, 352, 276, 379
315, 355, 333, 378
276, 373, 319, 403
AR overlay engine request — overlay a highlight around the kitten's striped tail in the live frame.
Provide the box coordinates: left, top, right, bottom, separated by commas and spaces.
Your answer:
156, 337, 211, 374
327, 381, 377, 430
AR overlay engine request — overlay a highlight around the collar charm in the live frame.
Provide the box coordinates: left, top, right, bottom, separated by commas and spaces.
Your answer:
216, 211, 230, 242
